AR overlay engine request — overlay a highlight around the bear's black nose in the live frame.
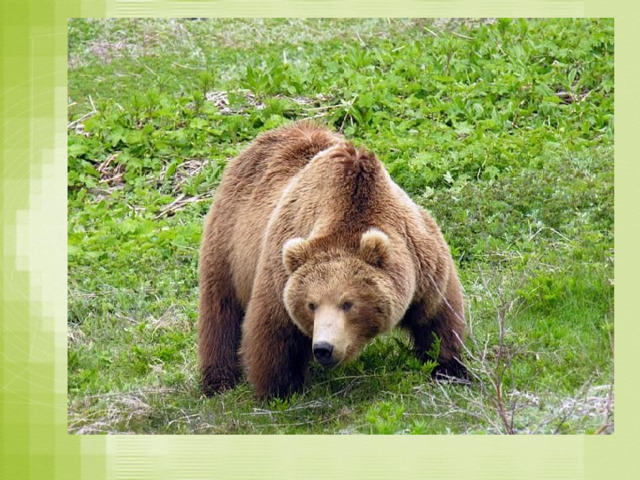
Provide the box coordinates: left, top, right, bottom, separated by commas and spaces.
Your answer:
313, 342, 334, 365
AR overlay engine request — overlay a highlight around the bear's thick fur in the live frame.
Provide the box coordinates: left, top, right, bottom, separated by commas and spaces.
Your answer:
198, 121, 466, 398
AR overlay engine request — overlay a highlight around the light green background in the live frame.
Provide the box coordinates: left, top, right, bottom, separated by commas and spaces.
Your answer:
1, 1, 635, 479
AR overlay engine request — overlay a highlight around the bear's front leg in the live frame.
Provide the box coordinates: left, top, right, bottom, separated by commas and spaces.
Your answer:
401, 274, 467, 380
240, 296, 311, 399
404, 315, 468, 380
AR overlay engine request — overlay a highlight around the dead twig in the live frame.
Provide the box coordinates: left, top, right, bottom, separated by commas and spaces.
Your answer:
451, 31, 473, 40
154, 192, 214, 219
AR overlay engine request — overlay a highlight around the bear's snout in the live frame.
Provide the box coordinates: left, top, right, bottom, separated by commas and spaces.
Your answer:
313, 341, 335, 366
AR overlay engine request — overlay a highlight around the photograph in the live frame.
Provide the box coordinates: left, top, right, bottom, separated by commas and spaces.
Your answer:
66, 18, 614, 435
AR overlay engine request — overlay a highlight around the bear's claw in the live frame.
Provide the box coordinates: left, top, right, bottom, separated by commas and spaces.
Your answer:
433, 358, 470, 385
201, 366, 239, 396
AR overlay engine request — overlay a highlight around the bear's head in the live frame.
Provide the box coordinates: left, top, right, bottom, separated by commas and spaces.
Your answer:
282, 228, 400, 367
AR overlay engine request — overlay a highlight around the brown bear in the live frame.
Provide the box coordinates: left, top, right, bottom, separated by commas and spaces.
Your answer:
198, 121, 466, 398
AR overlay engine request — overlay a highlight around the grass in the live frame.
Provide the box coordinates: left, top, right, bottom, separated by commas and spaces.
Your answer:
67, 18, 614, 434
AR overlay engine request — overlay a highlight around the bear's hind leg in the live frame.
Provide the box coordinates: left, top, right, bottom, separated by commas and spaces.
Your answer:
198, 244, 244, 396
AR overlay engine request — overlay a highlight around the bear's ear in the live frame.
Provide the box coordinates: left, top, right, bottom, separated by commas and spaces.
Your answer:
283, 237, 311, 275
359, 228, 391, 267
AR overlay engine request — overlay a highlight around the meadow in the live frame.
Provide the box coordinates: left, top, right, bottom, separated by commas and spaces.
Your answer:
67, 18, 614, 434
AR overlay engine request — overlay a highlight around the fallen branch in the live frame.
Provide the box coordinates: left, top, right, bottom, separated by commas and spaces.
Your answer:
154, 192, 214, 219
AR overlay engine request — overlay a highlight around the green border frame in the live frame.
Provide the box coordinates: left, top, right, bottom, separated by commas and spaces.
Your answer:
1, 1, 635, 479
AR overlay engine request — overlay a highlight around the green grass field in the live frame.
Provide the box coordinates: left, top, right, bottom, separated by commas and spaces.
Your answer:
67, 18, 614, 434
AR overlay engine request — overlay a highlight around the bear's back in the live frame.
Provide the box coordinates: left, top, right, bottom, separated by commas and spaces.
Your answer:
222, 121, 341, 198
215, 122, 341, 306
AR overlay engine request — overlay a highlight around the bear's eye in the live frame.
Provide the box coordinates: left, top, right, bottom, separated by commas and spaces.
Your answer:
341, 301, 353, 311
308, 302, 316, 311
